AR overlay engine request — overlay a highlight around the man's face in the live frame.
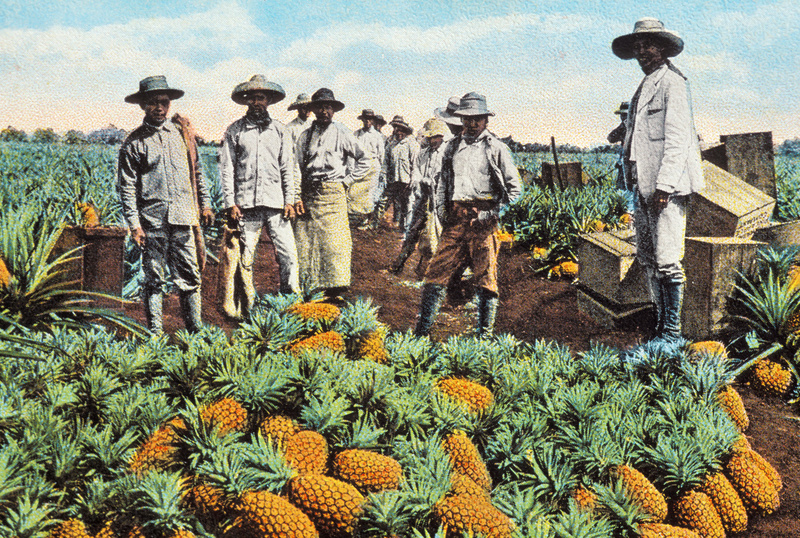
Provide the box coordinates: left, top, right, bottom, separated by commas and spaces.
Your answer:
313, 104, 335, 125
462, 116, 488, 137
141, 93, 171, 124
393, 126, 409, 141
633, 35, 667, 74
428, 135, 444, 151
298, 105, 311, 121
246, 92, 270, 118
361, 118, 373, 130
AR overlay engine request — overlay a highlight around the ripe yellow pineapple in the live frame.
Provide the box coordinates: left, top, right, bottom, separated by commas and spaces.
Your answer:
435, 378, 494, 414
286, 301, 341, 324
698, 472, 747, 534
443, 431, 492, 492
717, 385, 749, 431
0, 256, 10, 288
686, 340, 727, 359
750, 359, 794, 397
724, 449, 780, 515
284, 430, 329, 475
129, 417, 185, 476
638, 522, 701, 538
77, 202, 100, 227
433, 493, 514, 538
784, 308, 800, 335
731, 435, 751, 453
356, 329, 389, 363
619, 213, 633, 227
186, 481, 227, 527
450, 472, 490, 499
165, 529, 196, 538
670, 490, 724, 538
227, 490, 318, 538
288, 474, 365, 538
741, 448, 782, 491
288, 331, 346, 355
611, 465, 667, 523
200, 397, 248, 436
572, 484, 597, 512
553, 260, 579, 279
260, 415, 302, 446
331, 449, 402, 492
48, 519, 92, 538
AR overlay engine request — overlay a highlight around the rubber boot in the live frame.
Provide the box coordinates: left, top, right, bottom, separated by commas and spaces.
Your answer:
179, 290, 203, 333
646, 273, 663, 339
143, 289, 164, 334
660, 279, 684, 342
414, 283, 445, 337
476, 288, 499, 338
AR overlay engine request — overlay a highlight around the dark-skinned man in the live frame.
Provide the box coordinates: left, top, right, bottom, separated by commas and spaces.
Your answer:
415, 92, 521, 338
219, 75, 299, 315
613, 18, 703, 342
118, 75, 214, 333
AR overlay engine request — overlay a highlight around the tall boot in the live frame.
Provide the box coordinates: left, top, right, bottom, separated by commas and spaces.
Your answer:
180, 290, 203, 333
143, 289, 164, 334
414, 283, 445, 337
660, 279, 684, 342
646, 273, 663, 339
476, 288, 499, 338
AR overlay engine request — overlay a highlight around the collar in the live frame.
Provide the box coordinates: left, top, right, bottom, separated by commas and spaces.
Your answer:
461, 128, 489, 145
143, 118, 175, 132
245, 112, 272, 129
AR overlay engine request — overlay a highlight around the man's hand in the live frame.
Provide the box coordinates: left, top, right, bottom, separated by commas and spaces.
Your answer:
283, 204, 296, 220
229, 205, 243, 222
653, 189, 670, 213
131, 227, 146, 248
201, 208, 215, 226
294, 200, 305, 216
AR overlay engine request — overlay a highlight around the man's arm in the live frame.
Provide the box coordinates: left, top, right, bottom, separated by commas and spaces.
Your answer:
655, 75, 694, 194
342, 130, 370, 187
117, 142, 142, 232
218, 125, 238, 211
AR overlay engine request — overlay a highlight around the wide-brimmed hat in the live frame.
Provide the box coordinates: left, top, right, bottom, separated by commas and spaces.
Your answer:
612, 18, 684, 60
309, 88, 345, 112
389, 115, 413, 134
454, 92, 495, 117
419, 118, 448, 138
231, 75, 286, 105
125, 75, 184, 104
374, 114, 387, 127
357, 109, 377, 121
434, 96, 463, 126
288, 93, 312, 111
614, 101, 630, 115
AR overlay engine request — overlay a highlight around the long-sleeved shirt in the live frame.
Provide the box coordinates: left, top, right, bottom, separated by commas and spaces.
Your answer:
218, 115, 294, 209
287, 115, 313, 199
296, 120, 370, 188
381, 136, 420, 185
354, 126, 386, 164
118, 119, 209, 230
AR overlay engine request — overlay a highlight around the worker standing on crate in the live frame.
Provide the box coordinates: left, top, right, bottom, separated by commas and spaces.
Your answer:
118, 76, 215, 334
613, 18, 704, 342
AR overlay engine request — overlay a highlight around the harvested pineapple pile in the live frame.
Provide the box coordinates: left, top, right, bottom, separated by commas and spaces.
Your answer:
0, 295, 782, 538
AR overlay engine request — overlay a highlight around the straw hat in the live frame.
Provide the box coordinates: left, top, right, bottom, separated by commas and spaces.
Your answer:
434, 96, 463, 126
309, 88, 345, 112
357, 109, 377, 120
419, 118, 448, 138
231, 75, 286, 105
288, 93, 312, 111
454, 92, 495, 117
125, 75, 184, 104
374, 114, 387, 127
612, 18, 684, 60
389, 115, 413, 134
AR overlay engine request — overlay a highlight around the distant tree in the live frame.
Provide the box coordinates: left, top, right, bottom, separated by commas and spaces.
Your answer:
88, 125, 127, 145
776, 138, 800, 156
64, 129, 87, 145
31, 128, 60, 144
0, 126, 27, 142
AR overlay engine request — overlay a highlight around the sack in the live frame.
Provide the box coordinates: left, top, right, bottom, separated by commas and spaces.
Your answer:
217, 225, 247, 320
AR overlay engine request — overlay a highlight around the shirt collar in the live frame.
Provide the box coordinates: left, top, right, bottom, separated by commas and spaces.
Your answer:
143, 118, 175, 132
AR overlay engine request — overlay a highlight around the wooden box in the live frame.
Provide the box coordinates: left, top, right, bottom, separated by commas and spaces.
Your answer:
541, 161, 584, 189
720, 132, 776, 199
751, 219, 800, 248
576, 285, 652, 330
686, 161, 775, 238
682, 236, 764, 340
578, 231, 650, 305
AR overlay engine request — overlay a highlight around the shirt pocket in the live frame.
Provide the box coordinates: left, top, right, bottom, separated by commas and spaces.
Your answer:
646, 95, 666, 141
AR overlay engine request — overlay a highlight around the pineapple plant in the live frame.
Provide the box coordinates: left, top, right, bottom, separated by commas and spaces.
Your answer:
129, 417, 186, 477
750, 358, 794, 398
571, 483, 597, 512
77, 202, 100, 227
442, 430, 492, 492
123, 471, 197, 538
334, 297, 390, 363
434, 377, 494, 414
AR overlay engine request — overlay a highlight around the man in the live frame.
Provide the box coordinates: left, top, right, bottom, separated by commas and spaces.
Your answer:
118, 75, 214, 333
350, 109, 386, 227
374, 115, 420, 235
435, 96, 464, 136
295, 88, 371, 298
286, 93, 313, 208
373, 114, 388, 139
389, 117, 448, 279
613, 17, 704, 341
607, 101, 635, 215
218, 75, 299, 314
415, 92, 521, 338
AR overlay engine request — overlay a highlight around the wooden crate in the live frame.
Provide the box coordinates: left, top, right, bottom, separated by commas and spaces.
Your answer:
576, 285, 652, 330
578, 231, 649, 305
541, 161, 584, 189
751, 219, 800, 247
686, 161, 775, 238
682, 236, 764, 340
720, 132, 776, 199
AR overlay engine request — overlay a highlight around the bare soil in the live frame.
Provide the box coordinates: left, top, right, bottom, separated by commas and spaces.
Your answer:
122, 221, 799, 538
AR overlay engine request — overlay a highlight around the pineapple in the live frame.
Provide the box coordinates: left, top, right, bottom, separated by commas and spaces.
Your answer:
698, 472, 747, 534
284, 430, 329, 475
185, 480, 227, 528
200, 397, 248, 436
231, 490, 318, 538
611, 465, 668, 523
450, 472, 490, 499
356, 328, 389, 364
286, 301, 341, 325
571, 483, 597, 512
48, 519, 92, 538
750, 359, 794, 397
288, 331, 346, 355
77, 202, 100, 227
129, 418, 185, 476
433, 494, 514, 538
724, 449, 780, 515
334, 297, 389, 362
731, 435, 751, 453
670, 490, 724, 538
331, 449, 403, 492
746, 449, 782, 491
0, 256, 9, 288
553, 260, 579, 279
166, 530, 196, 538
288, 474, 365, 538
638, 522, 701, 538
717, 385, 748, 432
259, 415, 302, 446
442, 431, 492, 492
434, 378, 494, 414
620, 213, 633, 227
686, 340, 727, 359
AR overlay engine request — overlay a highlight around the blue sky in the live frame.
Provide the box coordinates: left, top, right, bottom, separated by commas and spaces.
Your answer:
1, 0, 798, 147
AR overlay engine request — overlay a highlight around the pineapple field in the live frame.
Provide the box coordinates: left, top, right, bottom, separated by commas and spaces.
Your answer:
1, 139, 800, 537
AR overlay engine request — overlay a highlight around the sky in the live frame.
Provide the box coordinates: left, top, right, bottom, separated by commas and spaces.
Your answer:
1, 0, 798, 148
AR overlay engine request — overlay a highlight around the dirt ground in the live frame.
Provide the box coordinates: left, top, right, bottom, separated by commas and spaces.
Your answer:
122, 222, 799, 537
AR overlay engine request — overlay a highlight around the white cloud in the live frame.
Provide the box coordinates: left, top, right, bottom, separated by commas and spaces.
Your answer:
712, 0, 800, 48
